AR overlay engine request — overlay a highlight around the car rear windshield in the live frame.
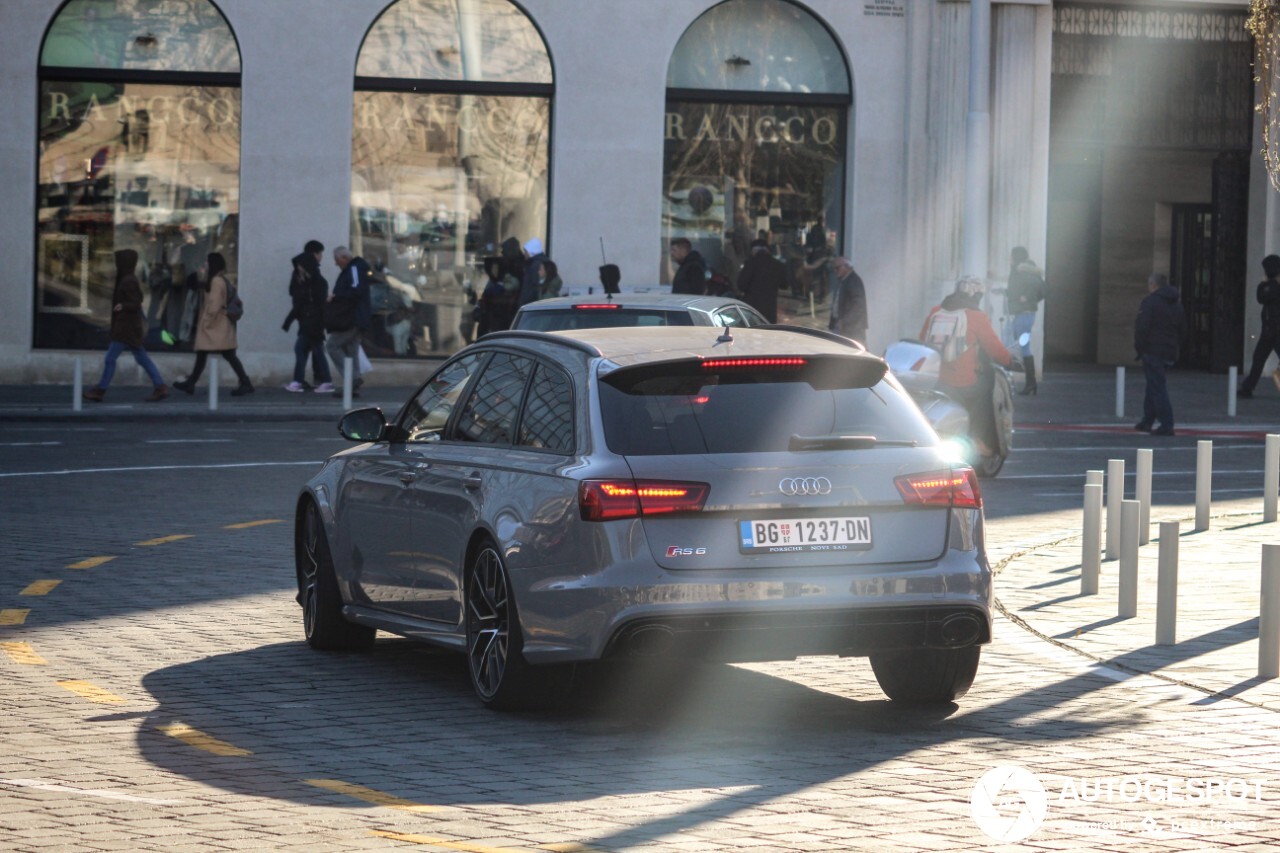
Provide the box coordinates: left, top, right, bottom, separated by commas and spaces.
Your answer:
599, 357, 936, 455
514, 308, 696, 332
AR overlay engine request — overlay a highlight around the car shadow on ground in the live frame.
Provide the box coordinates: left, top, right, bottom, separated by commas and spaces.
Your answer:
136, 636, 1144, 849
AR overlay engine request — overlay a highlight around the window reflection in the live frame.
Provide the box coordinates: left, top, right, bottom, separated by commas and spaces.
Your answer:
351, 92, 549, 358
36, 82, 240, 349
41, 0, 240, 74
357, 0, 551, 83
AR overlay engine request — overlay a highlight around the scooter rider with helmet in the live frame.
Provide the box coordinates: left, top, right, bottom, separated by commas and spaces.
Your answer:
920, 275, 1015, 458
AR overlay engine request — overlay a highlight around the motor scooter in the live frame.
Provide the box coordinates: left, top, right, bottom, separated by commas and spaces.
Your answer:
883, 337, 1023, 479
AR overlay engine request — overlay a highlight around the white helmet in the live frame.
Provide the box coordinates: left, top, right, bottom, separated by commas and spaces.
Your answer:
956, 275, 985, 296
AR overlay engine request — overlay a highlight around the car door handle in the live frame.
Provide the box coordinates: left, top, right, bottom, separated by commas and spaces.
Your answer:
462, 475, 483, 490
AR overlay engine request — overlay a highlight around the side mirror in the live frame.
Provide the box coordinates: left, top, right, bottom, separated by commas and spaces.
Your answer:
338, 407, 388, 442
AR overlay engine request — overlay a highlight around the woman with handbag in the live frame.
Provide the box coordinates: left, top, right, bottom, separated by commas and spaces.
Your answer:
173, 252, 254, 396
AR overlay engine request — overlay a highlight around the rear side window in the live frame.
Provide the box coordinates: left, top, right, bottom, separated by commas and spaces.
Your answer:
517, 365, 574, 453
599, 358, 935, 455
455, 353, 534, 445
515, 309, 696, 331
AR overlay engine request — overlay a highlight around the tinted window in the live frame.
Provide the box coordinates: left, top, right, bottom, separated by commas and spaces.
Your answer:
514, 309, 696, 332
517, 365, 574, 453
455, 353, 533, 445
400, 352, 486, 443
599, 359, 934, 455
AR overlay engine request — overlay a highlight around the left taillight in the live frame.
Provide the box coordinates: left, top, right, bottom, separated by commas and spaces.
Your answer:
579, 479, 710, 521
894, 468, 982, 509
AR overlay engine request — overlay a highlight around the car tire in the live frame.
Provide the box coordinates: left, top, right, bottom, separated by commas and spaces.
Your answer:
868, 645, 981, 704
297, 501, 375, 652
973, 450, 1005, 479
465, 542, 537, 709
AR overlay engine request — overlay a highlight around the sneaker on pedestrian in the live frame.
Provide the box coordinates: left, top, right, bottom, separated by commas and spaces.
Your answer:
173, 379, 195, 395
314, 382, 334, 394
1133, 420, 1153, 432
82, 387, 105, 402
144, 384, 170, 402
284, 381, 306, 393
1237, 387, 1253, 399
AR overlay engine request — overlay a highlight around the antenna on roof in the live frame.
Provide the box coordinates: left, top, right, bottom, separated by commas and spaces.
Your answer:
599, 237, 607, 264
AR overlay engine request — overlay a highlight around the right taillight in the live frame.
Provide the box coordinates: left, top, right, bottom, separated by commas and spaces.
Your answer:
579, 479, 709, 521
895, 468, 982, 509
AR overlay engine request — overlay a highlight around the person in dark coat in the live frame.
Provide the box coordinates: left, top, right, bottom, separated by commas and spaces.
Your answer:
282, 240, 333, 393
670, 238, 707, 295
828, 256, 868, 343
1134, 272, 1187, 436
83, 249, 170, 402
1238, 254, 1280, 398
476, 257, 519, 336
324, 246, 374, 397
735, 239, 785, 322
518, 237, 547, 306
1006, 246, 1046, 395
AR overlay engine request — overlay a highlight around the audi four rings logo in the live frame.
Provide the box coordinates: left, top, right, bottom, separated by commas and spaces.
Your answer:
779, 477, 832, 496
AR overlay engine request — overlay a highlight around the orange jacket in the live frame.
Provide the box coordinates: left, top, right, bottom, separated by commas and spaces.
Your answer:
920, 304, 1012, 388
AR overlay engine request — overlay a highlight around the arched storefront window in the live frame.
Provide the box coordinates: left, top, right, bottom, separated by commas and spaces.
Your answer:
354, 0, 553, 358
36, 0, 241, 351
663, 0, 851, 293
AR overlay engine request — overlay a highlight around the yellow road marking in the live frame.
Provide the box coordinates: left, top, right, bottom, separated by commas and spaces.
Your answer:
20, 580, 60, 596
0, 609, 29, 626
0, 642, 47, 665
157, 722, 252, 756
66, 556, 116, 569
541, 846, 598, 853
57, 680, 125, 704
224, 519, 284, 529
135, 535, 193, 546
370, 831, 544, 852
305, 779, 438, 813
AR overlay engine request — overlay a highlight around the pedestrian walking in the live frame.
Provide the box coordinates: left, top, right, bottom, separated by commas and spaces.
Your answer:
1237, 254, 1280, 398
735, 238, 785, 323
172, 252, 254, 397
538, 260, 563, 300
324, 246, 373, 398
828, 256, 867, 343
1133, 272, 1186, 436
518, 237, 548, 306
599, 263, 621, 295
281, 239, 333, 393
670, 237, 707, 295
82, 249, 170, 403
1006, 246, 1046, 395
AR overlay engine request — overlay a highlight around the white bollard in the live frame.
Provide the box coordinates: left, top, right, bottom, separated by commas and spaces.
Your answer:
208, 358, 218, 412
1156, 520, 1179, 645
1260, 544, 1280, 678
1136, 449, 1153, 546
343, 356, 354, 410
1082, 483, 1102, 595
1086, 469, 1103, 488
1118, 499, 1140, 618
1265, 434, 1279, 524
1115, 366, 1125, 418
72, 356, 83, 412
1195, 440, 1212, 531
1228, 366, 1238, 418
1106, 459, 1124, 560
809, 292, 815, 319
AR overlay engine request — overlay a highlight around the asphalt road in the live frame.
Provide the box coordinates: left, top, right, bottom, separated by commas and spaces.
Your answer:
2, 420, 1278, 851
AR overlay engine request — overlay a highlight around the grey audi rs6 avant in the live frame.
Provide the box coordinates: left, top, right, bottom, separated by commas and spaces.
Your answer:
294, 325, 993, 708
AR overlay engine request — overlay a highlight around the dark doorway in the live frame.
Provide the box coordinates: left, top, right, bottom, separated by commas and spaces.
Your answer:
1045, 153, 1102, 363
1170, 204, 1213, 370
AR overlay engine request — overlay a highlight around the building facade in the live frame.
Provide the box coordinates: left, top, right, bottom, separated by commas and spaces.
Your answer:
0, 0, 1272, 385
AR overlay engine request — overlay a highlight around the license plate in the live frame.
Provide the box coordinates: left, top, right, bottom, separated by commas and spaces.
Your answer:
738, 517, 872, 553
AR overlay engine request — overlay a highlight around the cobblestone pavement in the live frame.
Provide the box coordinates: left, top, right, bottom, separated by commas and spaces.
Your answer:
2, 420, 1280, 851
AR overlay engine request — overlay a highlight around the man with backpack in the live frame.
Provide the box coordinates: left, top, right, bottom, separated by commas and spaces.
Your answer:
921, 275, 1014, 456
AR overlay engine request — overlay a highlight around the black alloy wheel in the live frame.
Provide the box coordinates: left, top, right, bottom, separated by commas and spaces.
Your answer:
297, 501, 375, 652
465, 544, 532, 708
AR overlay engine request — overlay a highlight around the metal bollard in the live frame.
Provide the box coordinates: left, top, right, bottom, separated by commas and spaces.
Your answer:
1115, 366, 1125, 418
1136, 448, 1153, 546
1228, 366, 1238, 418
72, 356, 83, 412
343, 356, 354, 410
1156, 520, 1179, 645
1086, 469, 1103, 488
1260, 544, 1280, 678
208, 358, 218, 412
1082, 483, 1102, 595
1265, 434, 1279, 524
1118, 499, 1140, 618
1194, 440, 1212, 531
1106, 459, 1124, 560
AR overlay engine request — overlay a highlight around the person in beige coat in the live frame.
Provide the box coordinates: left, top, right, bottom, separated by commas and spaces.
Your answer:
173, 252, 254, 396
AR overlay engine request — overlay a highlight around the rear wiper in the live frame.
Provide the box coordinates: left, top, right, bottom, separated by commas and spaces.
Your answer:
788, 434, 918, 451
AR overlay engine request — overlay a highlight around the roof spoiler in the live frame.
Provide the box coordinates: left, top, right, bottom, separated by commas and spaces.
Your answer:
479, 330, 603, 356
754, 324, 867, 351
